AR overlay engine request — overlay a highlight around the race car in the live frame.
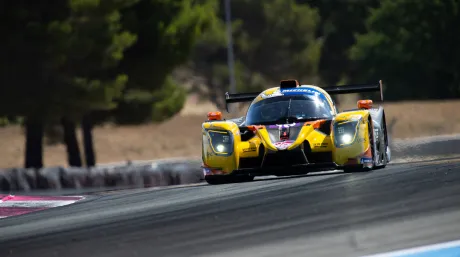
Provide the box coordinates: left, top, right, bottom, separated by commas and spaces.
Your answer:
201, 79, 391, 184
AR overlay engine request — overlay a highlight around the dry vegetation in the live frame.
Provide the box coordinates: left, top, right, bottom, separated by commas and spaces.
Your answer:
1, 94, 460, 168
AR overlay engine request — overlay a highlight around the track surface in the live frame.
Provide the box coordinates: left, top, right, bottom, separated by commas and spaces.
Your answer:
1, 159, 460, 257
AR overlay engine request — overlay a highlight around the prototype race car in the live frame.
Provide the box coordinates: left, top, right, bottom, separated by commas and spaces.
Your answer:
201, 79, 391, 184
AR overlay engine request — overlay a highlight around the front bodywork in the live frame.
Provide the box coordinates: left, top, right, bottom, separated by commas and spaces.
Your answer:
201, 107, 387, 177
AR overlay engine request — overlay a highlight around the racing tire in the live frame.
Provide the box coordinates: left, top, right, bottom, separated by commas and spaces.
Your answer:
343, 165, 370, 173
374, 113, 389, 170
204, 175, 231, 185
343, 117, 375, 173
204, 175, 254, 185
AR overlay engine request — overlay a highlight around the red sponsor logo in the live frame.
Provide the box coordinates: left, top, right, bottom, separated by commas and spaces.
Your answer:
274, 140, 294, 150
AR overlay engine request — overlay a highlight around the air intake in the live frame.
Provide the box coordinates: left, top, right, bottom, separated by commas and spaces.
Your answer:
280, 79, 299, 89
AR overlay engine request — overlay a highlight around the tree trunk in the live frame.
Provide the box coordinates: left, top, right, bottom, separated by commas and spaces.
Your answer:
24, 118, 44, 169
61, 117, 82, 167
82, 114, 96, 167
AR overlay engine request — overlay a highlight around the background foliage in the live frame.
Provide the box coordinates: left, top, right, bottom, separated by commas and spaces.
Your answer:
350, 0, 460, 100
1, 0, 459, 167
3, 0, 460, 123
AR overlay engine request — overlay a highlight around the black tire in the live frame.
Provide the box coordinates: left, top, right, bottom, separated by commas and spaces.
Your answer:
344, 118, 375, 173
343, 166, 370, 173
204, 175, 230, 185
204, 175, 254, 185
376, 113, 389, 169
237, 175, 255, 183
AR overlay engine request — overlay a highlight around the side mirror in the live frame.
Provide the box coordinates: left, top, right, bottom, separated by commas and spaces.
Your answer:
207, 111, 222, 121
357, 99, 373, 109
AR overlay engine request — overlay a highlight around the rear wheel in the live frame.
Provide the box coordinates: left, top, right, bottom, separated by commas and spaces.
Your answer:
375, 113, 389, 169
238, 175, 255, 182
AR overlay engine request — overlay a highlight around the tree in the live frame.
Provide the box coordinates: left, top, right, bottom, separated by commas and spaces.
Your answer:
113, 0, 219, 124
191, 0, 322, 108
60, 0, 138, 167
302, 0, 380, 86
350, 0, 460, 100
62, 117, 82, 167
0, 0, 137, 168
82, 114, 96, 167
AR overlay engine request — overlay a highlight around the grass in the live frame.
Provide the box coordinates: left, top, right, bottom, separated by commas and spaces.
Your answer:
1, 94, 460, 168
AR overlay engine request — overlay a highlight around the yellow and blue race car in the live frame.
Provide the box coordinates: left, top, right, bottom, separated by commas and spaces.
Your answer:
201, 79, 391, 184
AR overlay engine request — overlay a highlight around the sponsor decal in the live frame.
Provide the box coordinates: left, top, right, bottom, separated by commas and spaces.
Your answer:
281, 88, 321, 95
202, 167, 224, 175
280, 87, 329, 103
360, 157, 373, 164
337, 127, 345, 134
260, 87, 333, 111
260, 89, 283, 99
274, 140, 294, 150
361, 157, 373, 168
243, 142, 257, 152
203, 168, 212, 175
314, 143, 329, 148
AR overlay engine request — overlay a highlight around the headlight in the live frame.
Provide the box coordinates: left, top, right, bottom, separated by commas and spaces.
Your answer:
207, 130, 233, 155
341, 134, 353, 144
333, 120, 359, 146
215, 144, 225, 152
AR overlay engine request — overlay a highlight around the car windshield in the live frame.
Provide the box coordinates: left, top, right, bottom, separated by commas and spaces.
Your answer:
245, 94, 333, 125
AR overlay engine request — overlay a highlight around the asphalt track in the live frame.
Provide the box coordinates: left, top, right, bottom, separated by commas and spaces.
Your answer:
1, 158, 460, 257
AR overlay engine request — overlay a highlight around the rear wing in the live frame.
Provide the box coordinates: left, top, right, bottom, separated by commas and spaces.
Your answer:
224, 80, 302, 112
224, 80, 384, 112
322, 80, 384, 102
224, 92, 259, 112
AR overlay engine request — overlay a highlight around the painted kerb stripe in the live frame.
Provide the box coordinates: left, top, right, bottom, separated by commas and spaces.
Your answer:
363, 239, 460, 257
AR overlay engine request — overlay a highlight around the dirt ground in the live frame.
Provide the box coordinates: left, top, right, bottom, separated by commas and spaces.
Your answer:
1, 95, 459, 168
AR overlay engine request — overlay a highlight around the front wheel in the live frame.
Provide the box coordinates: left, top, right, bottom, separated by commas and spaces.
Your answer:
343, 165, 372, 173
204, 175, 254, 185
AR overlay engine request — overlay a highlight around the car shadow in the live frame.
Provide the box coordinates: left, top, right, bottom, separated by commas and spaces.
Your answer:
250, 170, 344, 183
